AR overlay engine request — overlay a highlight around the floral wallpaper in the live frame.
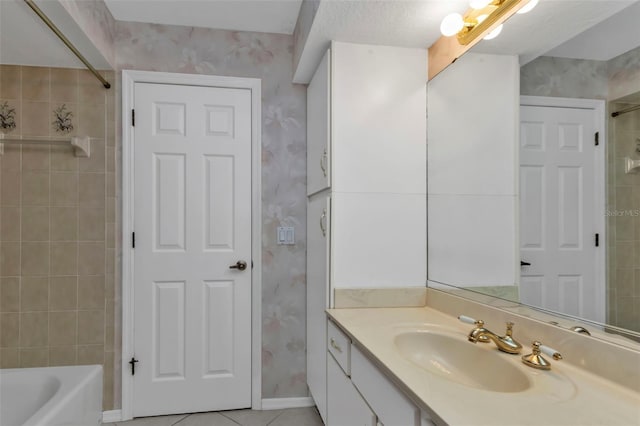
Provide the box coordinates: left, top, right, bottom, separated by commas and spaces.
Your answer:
608, 45, 640, 101
115, 22, 309, 399
520, 56, 609, 100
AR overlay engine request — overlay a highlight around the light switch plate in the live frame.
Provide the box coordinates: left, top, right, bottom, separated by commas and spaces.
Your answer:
277, 226, 295, 245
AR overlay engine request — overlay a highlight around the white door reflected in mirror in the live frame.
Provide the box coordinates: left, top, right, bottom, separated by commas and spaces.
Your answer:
519, 100, 604, 324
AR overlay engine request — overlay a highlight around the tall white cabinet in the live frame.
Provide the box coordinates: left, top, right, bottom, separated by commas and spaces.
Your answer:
306, 41, 427, 423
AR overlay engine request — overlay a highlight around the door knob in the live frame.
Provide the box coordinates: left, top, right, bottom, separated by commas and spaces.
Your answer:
229, 260, 247, 271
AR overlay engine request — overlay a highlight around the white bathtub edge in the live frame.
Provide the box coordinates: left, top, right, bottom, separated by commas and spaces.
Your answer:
102, 409, 122, 423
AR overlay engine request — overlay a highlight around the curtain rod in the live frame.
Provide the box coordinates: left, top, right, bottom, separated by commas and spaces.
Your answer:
23, 0, 111, 89
611, 104, 640, 118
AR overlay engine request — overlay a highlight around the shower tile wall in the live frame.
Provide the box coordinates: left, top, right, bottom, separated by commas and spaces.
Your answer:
608, 103, 640, 331
0, 65, 117, 409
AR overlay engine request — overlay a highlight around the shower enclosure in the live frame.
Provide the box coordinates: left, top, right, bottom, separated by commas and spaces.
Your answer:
607, 94, 640, 332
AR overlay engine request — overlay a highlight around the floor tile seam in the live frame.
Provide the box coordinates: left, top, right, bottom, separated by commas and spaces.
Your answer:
218, 411, 244, 425
266, 411, 285, 426
171, 414, 192, 425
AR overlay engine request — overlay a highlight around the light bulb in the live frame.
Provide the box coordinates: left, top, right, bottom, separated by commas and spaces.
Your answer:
470, 0, 492, 9
440, 13, 464, 37
517, 0, 539, 14
483, 24, 503, 40
476, 14, 488, 24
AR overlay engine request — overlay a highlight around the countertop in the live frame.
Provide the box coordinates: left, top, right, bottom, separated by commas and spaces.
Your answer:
327, 307, 640, 426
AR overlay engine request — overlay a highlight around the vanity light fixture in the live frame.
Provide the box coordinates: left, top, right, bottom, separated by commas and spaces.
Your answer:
483, 24, 503, 40
516, 0, 539, 14
439, 0, 537, 45
470, 0, 492, 9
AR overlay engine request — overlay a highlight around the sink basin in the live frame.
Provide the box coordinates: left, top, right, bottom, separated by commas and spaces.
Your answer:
394, 331, 532, 393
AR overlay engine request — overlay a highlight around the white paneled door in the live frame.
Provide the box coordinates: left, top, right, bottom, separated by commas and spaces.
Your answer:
519, 104, 602, 322
133, 82, 252, 416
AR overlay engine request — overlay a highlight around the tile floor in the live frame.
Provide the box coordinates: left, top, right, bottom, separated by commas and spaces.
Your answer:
112, 407, 324, 426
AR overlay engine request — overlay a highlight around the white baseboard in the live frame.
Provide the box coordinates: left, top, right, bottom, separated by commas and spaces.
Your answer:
102, 410, 122, 423
260, 397, 315, 410
103, 399, 313, 421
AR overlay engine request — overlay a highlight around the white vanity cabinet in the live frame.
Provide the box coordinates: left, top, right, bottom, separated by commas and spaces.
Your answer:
351, 345, 420, 426
326, 318, 424, 426
307, 193, 330, 421
327, 355, 376, 426
306, 41, 427, 423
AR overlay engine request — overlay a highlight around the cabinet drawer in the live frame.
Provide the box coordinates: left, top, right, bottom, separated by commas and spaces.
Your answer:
351, 345, 419, 426
328, 353, 376, 426
327, 319, 351, 375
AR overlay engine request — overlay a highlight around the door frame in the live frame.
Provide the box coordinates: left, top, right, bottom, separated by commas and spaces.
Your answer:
121, 70, 262, 420
519, 95, 606, 323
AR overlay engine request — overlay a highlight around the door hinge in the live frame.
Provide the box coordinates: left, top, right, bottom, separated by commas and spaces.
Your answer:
595, 233, 600, 247
595, 132, 599, 146
131, 109, 135, 127
129, 357, 139, 375
132, 232, 135, 248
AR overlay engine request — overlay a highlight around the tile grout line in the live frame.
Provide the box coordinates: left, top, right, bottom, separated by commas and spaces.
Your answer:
266, 411, 285, 426
171, 413, 192, 425
47, 66, 52, 368
217, 411, 243, 425
17, 66, 23, 367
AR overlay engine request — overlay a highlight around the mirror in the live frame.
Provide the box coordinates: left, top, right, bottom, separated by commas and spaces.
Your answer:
427, 0, 640, 342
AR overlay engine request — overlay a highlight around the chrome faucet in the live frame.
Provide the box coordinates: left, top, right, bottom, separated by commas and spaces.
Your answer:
459, 316, 523, 354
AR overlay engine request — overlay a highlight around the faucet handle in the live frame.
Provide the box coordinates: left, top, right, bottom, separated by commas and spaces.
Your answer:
505, 321, 515, 336
458, 315, 483, 326
539, 343, 563, 360
522, 341, 563, 370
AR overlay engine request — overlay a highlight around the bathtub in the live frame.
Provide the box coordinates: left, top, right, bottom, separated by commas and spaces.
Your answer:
0, 365, 103, 426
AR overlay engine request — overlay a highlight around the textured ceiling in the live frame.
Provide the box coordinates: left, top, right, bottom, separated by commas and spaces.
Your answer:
311, 0, 468, 48
292, 0, 638, 83
104, 0, 303, 35
292, 0, 469, 83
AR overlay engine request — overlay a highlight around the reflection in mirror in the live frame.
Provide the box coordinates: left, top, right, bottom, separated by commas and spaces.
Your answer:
428, 0, 640, 342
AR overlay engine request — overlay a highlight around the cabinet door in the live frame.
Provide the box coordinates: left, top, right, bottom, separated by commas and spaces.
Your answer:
328, 354, 376, 426
351, 345, 419, 426
307, 194, 330, 423
307, 49, 331, 196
